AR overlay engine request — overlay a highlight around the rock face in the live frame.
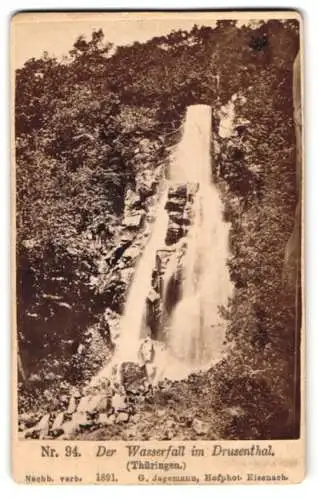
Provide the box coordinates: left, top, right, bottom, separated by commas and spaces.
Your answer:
165, 184, 188, 245
145, 287, 161, 339
164, 183, 198, 246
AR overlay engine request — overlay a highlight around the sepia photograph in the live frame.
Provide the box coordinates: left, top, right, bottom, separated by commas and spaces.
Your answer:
13, 11, 302, 444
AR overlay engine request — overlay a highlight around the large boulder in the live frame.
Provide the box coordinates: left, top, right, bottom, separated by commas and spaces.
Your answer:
146, 289, 161, 338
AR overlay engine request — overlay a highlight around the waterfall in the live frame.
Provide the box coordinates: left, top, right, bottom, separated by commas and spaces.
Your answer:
91, 104, 232, 386
118, 189, 169, 361
166, 105, 232, 367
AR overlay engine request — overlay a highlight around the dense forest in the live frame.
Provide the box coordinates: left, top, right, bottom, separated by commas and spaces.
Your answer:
16, 19, 301, 440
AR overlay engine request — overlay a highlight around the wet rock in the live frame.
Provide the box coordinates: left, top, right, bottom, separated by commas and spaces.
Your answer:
156, 249, 175, 276
172, 184, 187, 199
192, 418, 210, 436
166, 189, 187, 218
145, 291, 161, 339
165, 198, 186, 212
147, 288, 160, 304
163, 183, 199, 246
165, 221, 183, 245
163, 267, 183, 315
169, 211, 185, 225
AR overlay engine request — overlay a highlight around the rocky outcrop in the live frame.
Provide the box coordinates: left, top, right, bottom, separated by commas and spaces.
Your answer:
165, 184, 188, 245
145, 287, 161, 339
165, 183, 198, 246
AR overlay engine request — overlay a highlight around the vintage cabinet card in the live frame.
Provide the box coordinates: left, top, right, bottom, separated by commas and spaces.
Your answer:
11, 10, 304, 485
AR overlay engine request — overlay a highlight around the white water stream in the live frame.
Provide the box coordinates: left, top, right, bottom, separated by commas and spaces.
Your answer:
166, 105, 232, 367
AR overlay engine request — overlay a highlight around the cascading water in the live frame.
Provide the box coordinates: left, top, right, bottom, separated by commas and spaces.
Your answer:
166, 105, 233, 368
90, 188, 169, 386
91, 104, 232, 386
118, 189, 169, 361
